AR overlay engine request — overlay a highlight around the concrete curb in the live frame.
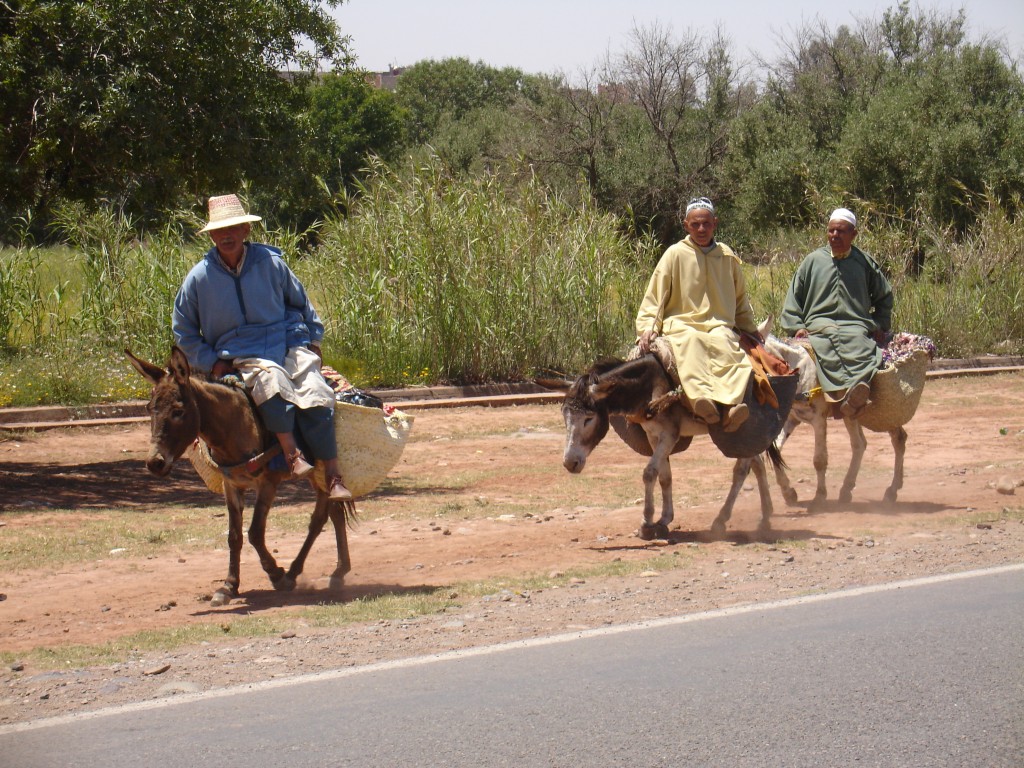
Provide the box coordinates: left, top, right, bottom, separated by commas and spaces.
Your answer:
0, 383, 562, 432
1, 360, 1021, 432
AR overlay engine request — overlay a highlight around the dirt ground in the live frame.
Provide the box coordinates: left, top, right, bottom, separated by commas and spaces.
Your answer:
1, 372, 1023, 725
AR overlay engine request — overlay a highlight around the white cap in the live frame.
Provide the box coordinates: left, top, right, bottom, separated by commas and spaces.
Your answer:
685, 197, 715, 215
829, 207, 857, 228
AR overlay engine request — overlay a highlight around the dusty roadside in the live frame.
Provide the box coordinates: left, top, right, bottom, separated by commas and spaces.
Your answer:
1, 373, 1023, 725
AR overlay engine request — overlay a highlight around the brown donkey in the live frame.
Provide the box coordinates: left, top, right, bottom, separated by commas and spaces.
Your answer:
126, 347, 353, 606
559, 355, 792, 539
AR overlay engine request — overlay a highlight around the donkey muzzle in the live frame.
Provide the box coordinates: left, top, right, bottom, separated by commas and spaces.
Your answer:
562, 449, 588, 474
145, 450, 175, 477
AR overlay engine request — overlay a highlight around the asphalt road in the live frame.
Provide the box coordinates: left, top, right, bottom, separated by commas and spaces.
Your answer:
2, 565, 1021, 768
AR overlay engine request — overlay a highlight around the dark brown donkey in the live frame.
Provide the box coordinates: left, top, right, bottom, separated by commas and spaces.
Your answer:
560, 355, 794, 539
126, 347, 352, 606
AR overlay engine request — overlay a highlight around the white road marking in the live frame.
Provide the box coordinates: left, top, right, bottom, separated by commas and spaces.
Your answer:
3, 561, 1022, 735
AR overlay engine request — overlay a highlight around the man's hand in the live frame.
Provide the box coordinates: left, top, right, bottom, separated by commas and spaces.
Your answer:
638, 329, 658, 354
793, 329, 809, 339
872, 329, 889, 346
211, 359, 235, 379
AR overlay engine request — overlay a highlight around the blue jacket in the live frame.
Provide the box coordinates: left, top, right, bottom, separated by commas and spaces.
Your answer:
172, 242, 325, 371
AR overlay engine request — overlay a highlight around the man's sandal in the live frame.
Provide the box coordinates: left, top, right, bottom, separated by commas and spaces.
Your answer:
327, 476, 353, 502
287, 451, 314, 480
691, 397, 721, 424
722, 403, 749, 433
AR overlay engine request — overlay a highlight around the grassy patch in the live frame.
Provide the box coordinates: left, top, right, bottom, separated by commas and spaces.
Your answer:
0, 506, 329, 572
0, 617, 292, 670
945, 506, 1024, 527
767, 538, 810, 550
0, 550, 695, 670
2, 180, 1024, 406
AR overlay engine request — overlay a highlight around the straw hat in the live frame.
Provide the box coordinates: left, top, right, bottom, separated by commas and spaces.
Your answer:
199, 194, 262, 233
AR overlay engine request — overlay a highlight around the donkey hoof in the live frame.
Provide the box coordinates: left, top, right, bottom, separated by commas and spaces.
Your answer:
210, 589, 233, 607
710, 519, 727, 538
883, 488, 898, 503
782, 488, 799, 506
328, 574, 346, 591
637, 524, 659, 541
273, 574, 296, 592
838, 489, 853, 504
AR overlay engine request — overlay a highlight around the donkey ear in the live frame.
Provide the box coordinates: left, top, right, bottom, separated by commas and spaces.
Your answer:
534, 376, 573, 392
168, 346, 192, 384
587, 378, 612, 402
125, 349, 166, 386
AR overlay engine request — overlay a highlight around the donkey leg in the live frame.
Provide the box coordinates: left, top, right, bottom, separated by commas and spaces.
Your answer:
712, 457, 753, 537
751, 454, 775, 532
838, 418, 868, 503
638, 429, 677, 540
283, 492, 332, 589
652, 454, 675, 538
326, 500, 353, 589
247, 482, 288, 589
211, 488, 246, 607
638, 456, 662, 540
883, 427, 908, 503
772, 417, 800, 505
810, 410, 831, 507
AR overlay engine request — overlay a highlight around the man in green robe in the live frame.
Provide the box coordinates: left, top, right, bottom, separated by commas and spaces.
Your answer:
636, 197, 759, 432
779, 208, 893, 418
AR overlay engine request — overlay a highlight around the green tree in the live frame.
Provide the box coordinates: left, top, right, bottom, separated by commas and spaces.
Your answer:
607, 23, 751, 242
0, 0, 349, 237
721, 98, 821, 236
515, 70, 627, 203
304, 70, 407, 197
393, 57, 536, 146
723, 3, 1024, 241
839, 39, 1024, 228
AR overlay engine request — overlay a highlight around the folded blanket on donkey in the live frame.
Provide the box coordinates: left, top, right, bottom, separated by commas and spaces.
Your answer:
858, 332, 935, 432
739, 331, 792, 409
631, 334, 795, 411
628, 335, 800, 459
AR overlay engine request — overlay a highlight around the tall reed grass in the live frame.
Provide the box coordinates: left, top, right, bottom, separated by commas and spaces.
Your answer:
302, 157, 654, 384
0, 163, 1020, 407
899, 201, 1024, 356
737, 200, 1024, 353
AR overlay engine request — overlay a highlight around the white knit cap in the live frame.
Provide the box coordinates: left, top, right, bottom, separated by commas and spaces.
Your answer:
685, 197, 715, 215
829, 207, 857, 228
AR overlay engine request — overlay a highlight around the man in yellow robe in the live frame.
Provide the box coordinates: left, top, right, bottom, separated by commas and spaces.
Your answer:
635, 197, 758, 432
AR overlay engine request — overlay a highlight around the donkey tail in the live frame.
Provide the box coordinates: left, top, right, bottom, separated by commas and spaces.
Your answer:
766, 442, 787, 471
336, 499, 359, 527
